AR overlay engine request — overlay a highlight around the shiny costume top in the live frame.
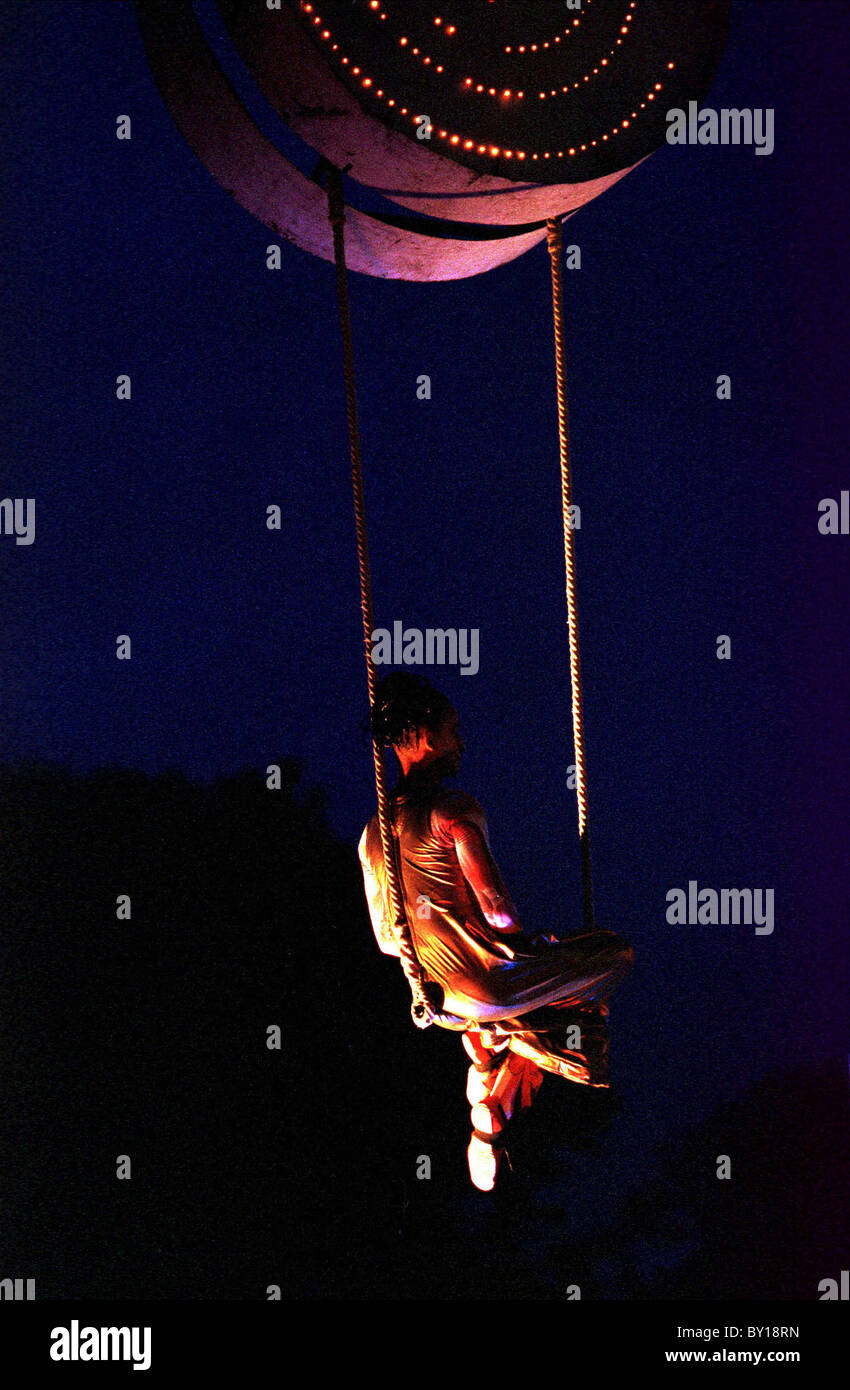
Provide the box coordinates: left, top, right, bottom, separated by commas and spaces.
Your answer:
359, 780, 632, 1023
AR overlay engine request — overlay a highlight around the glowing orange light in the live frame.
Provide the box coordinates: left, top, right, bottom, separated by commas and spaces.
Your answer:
446, 25, 456, 35
463, 139, 473, 148
490, 146, 499, 156
399, 36, 407, 45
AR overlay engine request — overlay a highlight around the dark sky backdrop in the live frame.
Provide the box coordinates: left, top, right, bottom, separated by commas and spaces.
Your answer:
1, 0, 848, 1174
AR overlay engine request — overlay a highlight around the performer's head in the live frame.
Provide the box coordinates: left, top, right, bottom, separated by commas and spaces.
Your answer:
370, 671, 464, 778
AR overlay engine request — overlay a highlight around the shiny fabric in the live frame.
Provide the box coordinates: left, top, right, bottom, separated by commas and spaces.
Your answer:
358, 783, 633, 1026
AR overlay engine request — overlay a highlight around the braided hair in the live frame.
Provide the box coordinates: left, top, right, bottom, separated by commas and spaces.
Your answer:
368, 671, 454, 749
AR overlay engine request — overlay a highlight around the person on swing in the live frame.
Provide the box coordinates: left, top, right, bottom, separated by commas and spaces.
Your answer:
358, 670, 634, 1191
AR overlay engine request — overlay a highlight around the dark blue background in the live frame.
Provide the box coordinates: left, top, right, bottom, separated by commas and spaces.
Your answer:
1, 0, 847, 1199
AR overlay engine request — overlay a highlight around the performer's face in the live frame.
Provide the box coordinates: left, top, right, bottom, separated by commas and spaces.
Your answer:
427, 706, 465, 776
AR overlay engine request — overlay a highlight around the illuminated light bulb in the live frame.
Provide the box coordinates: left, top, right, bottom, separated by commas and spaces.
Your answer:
517, 91, 524, 98
668, 62, 675, 69
531, 44, 538, 52
602, 134, 608, 140
450, 134, 460, 144
352, 66, 360, 74
503, 89, 511, 97
303, 2, 312, 10
601, 58, 608, 65
648, 92, 654, 99
539, 92, 545, 99
465, 77, 472, 85
551, 89, 556, 95
478, 144, 486, 153
489, 87, 496, 95
321, 30, 329, 39
654, 82, 662, 89
569, 147, 576, 155
400, 36, 407, 45
312, 15, 320, 23
544, 42, 549, 48
476, 83, 483, 91
519, 45, 526, 53
490, 145, 499, 156
621, 26, 628, 33
436, 64, 443, 72
463, 139, 473, 148
446, 25, 456, 35
580, 144, 587, 150
362, 77, 372, 86
369, 0, 378, 7
616, 38, 622, 44
388, 98, 395, 105
593, 67, 598, 73
376, 88, 383, 97
591, 139, 597, 146
412, 47, 419, 55
544, 152, 550, 158
434, 15, 441, 23
504, 150, 513, 158
341, 55, 349, 63
505, 45, 512, 52
400, 106, 408, 114
621, 119, 629, 126
423, 56, 431, 63
532, 153, 538, 160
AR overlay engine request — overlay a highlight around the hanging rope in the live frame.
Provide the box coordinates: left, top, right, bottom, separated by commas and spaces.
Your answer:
325, 168, 436, 1027
547, 216, 595, 932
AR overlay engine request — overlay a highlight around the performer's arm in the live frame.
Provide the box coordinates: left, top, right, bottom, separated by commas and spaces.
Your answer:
450, 818, 524, 934
358, 827, 400, 957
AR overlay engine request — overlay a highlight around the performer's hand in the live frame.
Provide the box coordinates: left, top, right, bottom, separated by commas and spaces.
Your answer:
411, 998, 436, 1029
410, 980, 441, 1029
